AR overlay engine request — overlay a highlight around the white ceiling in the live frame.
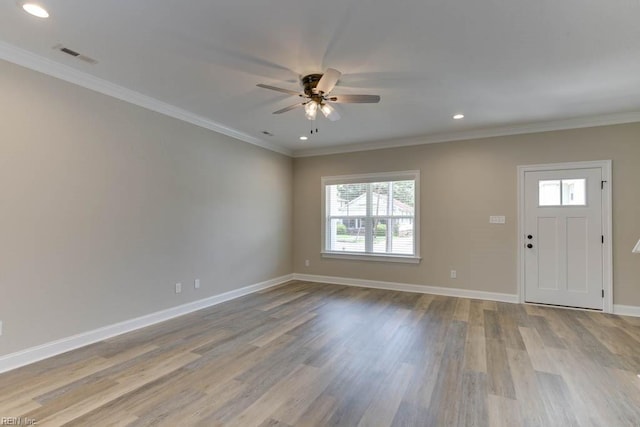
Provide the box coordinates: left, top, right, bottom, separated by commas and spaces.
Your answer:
2, 0, 640, 156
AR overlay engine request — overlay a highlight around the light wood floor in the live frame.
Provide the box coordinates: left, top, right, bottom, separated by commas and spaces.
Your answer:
1, 281, 640, 426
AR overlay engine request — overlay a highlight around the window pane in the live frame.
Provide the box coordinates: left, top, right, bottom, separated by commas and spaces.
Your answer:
391, 180, 415, 215
328, 217, 366, 252
392, 218, 414, 255
329, 183, 367, 216
372, 218, 388, 253
323, 172, 418, 259
539, 180, 561, 206
562, 179, 586, 205
371, 182, 390, 216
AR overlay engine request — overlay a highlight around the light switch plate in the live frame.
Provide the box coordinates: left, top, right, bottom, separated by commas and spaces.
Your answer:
489, 216, 506, 224
633, 239, 640, 254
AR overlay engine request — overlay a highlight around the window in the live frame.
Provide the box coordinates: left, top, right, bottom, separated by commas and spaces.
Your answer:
539, 179, 586, 206
322, 171, 420, 263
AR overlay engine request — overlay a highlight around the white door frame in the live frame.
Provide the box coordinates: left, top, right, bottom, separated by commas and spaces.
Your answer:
517, 160, 613, 312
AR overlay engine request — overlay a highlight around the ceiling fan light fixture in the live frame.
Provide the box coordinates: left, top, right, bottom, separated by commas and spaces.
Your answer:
320, 103, 340, 121
21, 2, 49, 18
257, 68, 378, 123
299, 136, 308, 141
304, 101, 318, 120
453, 114, 465, 120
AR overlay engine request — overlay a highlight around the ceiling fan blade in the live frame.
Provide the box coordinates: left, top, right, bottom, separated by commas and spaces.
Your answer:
328, 94, 381, 103
273, 103, 304, 114
257, 84, 300, 96
316, 68, 342, 94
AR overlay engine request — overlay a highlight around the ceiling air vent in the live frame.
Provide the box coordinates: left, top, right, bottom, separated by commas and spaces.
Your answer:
53, 44, 98, 65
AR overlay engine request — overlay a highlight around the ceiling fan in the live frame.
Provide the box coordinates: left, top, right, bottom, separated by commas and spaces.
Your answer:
257, 68, 380, 122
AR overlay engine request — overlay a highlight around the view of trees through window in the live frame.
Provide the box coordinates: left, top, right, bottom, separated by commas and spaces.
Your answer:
325, 178, 416, 256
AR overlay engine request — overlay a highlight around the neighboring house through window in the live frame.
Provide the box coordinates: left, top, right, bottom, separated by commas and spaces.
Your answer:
321, 171, 420, 263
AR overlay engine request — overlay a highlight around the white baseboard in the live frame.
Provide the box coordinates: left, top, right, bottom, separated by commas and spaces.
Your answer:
613, 304, 640, 317
4, 272, 636, 375
0, 274, 294, 374
292, 273, 519, 303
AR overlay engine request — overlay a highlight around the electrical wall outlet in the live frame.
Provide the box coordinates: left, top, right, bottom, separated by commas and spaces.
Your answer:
450, 270, 457, 279
175, 283, 182, 294
194, 279, 201, 289
305, 259, 310, 267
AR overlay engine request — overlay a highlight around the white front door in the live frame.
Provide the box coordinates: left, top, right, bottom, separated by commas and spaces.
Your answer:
523, 167, 604, 309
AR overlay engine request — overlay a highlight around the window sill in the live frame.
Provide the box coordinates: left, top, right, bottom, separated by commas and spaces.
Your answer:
321, 251, 422, 264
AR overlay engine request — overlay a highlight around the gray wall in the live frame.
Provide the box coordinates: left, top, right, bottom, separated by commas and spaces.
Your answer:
293, 124, 640, 306
0, 60, 293, 356
2, 55, 639, 359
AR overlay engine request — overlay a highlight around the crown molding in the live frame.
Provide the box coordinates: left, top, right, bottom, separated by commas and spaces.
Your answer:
293, 111, 640, 157
0, 41, 292, 157
4, 40, 639, 160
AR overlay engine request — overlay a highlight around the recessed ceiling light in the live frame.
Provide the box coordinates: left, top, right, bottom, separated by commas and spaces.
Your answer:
22, 2, 49, 18
299, 136, 308, 141
453, 114, 465, 120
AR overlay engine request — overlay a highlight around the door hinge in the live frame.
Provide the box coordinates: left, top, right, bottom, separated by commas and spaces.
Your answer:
602, 289, 605, 298
602, 235, 604, 244
601, 180, 607, 189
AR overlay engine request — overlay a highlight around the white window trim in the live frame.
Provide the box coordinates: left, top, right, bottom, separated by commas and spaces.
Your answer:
321, 170, 421, 263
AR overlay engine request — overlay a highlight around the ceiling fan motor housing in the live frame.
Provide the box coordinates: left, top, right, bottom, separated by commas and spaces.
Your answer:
301, 74, 324, 97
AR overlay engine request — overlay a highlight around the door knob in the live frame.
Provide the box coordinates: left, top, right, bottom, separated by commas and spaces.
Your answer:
527, 235, 533, 239
526, 243, 533, 249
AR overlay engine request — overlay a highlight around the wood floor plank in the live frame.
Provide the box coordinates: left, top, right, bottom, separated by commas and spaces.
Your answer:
357, 363, 414, 427
0, 356, 116, 414
497, 311, 526, 350
544, 347, 610, 426
458, 371, 488, 427
294, 394, 338, 427
150, 380, 248, 426
529, 314, 568, 349
506, 348, 551, 426
258, 291, 309, 312
36, 351, 201, 426
1, 281, 639, 426
453, 298, 471, 322
485, 338, 516, 399
484, 310, 501, 341
24, 378, 120, 421
535, 371, 580, 427
468, 300, 485, 326
249, 312, 316, 347
425, 320, 467, 426
464, 325, 487, 373
269, 351, 349, 425
518, 326, 560, 374
487, 394, 521, 427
